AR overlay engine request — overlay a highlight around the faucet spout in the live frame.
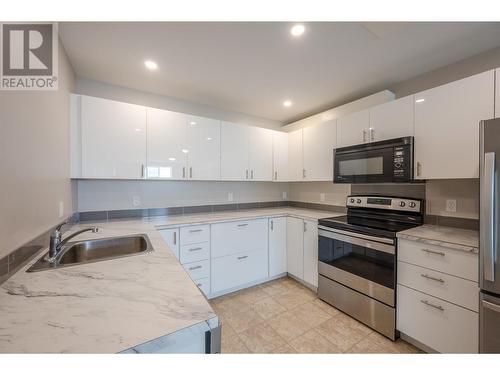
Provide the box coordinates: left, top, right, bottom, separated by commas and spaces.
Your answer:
48, 225, 99, 262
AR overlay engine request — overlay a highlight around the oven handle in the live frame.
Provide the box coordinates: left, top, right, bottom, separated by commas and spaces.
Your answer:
318, 227, 395, 255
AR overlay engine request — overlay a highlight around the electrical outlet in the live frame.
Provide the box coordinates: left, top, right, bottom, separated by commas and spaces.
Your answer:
132, 195, 141, 207
320, 193, 325, 202
58, 201, 64, 218
446, 199, 457, 213
227, 192, 234, 202
282, 191, 287, 200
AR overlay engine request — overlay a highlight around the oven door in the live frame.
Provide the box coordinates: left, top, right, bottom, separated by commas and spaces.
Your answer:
334, 145, 395, 183
318, 227, 395, 306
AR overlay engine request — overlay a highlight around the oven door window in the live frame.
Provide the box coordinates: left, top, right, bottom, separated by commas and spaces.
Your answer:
334, 147, 394, 183
318, 235, 394, 289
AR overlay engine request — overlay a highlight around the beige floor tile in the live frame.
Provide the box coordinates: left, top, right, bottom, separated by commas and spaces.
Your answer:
233, 286, 270, 304
223, 307, 264, 333
258, 279, 290, 296
311, 298, 340, 316
269, 343, 298, 354
220, 319, 237, 338
221, 333, 251, 354
267, 310, 311, 341
238, 322, 288, 353
314, 317, 369, 352
366, 332, 422, 354
211, 294, 252, 315
274, 288, 316, 310
252, 296, 287, 319
290, 329, 343, 354
290, 301, 332, 328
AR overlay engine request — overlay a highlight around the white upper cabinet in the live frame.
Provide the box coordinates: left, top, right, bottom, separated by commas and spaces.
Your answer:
337, 109, 370, 148
414, 70, 495, 179
303, 120, 337, 181
248, 126, 273, 181
147, 108, 188, 180
186, 115, 221, 180
220, 122, 249, 181
496, 68, 500, 118
80, 95, 147, 179
272, 131, 289, 181
287, 129, 304, 181
369, 95, 414, 142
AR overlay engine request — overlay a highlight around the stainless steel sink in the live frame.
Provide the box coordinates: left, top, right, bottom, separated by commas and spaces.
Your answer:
27, 234, 153, 272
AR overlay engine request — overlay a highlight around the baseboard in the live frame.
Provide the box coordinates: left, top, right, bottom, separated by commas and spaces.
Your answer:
206, 272, 288, 299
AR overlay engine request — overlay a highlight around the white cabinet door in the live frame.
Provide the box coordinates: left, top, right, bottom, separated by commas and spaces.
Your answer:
303, 219, 318, 288
186, 115, 221, 180
303, 120, 337, 181
248, 126, 273, 181
272, 131, 289, 181
269, 217, 287, 277
288, 129, 304, 181
414, 70, 495, 179
81, 95, 147, 178
286, 217, 304, 279
337, 109, 370, 148
496, 68, 500, 118
159, 228, 180, 260
220, 122, 249, 180
369, 95, 414, 142
147, 108, 188, 180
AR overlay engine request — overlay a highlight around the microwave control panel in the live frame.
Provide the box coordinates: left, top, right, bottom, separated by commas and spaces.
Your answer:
393, 145, 411, 180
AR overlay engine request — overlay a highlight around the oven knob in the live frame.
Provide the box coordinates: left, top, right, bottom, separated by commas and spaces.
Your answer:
356, 199, 362, 204
409, 202, 416, 208
349, 198, 355, 204
399, 201, 406, 207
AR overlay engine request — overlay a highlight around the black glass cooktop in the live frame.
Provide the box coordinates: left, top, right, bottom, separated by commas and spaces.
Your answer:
318, 215, 421, 239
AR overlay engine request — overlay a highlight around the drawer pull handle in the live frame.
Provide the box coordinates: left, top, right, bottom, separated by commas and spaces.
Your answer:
189, 265, 202, 271
237, 223, 248, 227
420, 273, 445, 283
189, 229, 203, 233
421, 248, 445, 256
420, 299, 444, 311
237, 255, 248, 260
189, 247, 203, 252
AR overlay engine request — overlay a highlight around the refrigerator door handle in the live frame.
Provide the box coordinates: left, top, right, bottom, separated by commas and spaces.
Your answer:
482, 151, 496, 282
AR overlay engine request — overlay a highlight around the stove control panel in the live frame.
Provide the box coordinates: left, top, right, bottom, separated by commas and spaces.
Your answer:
346, 196, 422, 213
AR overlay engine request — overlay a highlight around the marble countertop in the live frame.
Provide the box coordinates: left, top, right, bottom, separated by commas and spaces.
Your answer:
397, 224, 479, 253
0, 207, 339, 353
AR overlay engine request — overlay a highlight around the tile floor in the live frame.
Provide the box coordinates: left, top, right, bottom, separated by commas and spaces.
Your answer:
209, 277, 422, 354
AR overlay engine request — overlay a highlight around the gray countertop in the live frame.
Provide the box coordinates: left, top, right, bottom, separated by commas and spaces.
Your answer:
0, 207, 339, 353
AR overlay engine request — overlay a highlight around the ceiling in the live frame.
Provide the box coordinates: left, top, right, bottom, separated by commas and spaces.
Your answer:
59, 22, 500, 123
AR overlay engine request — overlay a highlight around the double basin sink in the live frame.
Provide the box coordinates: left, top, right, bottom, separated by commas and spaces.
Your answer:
28, 234, 153, 272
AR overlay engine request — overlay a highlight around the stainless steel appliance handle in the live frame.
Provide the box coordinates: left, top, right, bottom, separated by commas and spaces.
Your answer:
420, 299, 444, 311
318, 226, 394, 244
482, 151, 496, 282
318, 227, 395, 255
482, 300, 500, 313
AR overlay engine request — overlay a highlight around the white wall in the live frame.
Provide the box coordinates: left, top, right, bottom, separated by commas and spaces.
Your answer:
0, 43, 76, 258
426, 179, 479, 219
75, 77, 283, 131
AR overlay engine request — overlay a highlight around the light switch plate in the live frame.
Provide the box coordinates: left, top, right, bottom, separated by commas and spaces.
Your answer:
446, 199, 457, 213
227, 192, 234, 202
282, 191, 287, 200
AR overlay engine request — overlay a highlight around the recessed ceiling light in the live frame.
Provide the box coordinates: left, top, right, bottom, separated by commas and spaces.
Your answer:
134, 128, 142, 132
190, 121, 197, 125
283, 100, 292, 107
290, 24, 305, 37
168, 157, 176, 161
415, 98, 425, 103
181, 149, 189, 154
144, 60, 158, 70
206, 137, 213, 141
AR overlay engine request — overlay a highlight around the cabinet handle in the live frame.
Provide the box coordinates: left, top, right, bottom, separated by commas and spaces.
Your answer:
141, 164, 145, 178
416, 162, 422, 177
183, 167, 186, 178
369, 127, 374, 142
421, 248, 445, 257
362, 130, 367, 143
189, 229, 203, 233
274, 171, 278, 180
420, 273, 445, 283
251, 170, 254, 179
246, 169, 249, 179
270, 220, 274, 231
237, 223, 248, 227
302, 169, 306, 178
303, 221, 307, 232
237, 255, 248, 260
189, 247, 203, 252
420, 299, 444, 311
173, 231, 177, 245
190, 167, 193, 179
189, 265, 202, 271
196, 283, 202, 287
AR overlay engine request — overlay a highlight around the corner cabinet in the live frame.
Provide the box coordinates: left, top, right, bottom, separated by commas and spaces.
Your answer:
74, 95, 147, 179
269, 217, 287, 277
286, 217, 318, 288
414, 70, 495, 179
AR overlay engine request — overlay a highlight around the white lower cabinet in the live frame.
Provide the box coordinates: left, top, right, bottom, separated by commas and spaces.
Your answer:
159, 228, 179, 259
211, 219, 268, 258
269, 217, 287, 277
303, 219, 318, 288
286, 217, 304, 280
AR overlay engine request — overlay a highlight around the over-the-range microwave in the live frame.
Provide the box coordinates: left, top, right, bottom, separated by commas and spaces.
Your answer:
333, 136, 414, 183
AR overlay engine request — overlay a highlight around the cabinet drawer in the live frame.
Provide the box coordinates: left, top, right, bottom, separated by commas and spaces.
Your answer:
193, 277, 210, 296
180, 225, 210, 245
211, 249, 268, 293
180, 242, 210, 264
211, 219, 268, 258
398, 238, 478, 281
397, 285, 478, 353
398, 261, 479, 311
183, 259, 210, 280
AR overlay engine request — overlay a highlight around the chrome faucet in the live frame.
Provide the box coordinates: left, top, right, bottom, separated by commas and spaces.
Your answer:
48, 221, 99, 262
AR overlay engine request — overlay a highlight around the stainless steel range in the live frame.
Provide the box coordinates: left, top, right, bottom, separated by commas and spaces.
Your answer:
317, 195, 423, 340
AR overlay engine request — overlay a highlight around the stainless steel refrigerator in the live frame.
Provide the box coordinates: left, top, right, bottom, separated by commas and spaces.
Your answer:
480, 118, 500, 353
